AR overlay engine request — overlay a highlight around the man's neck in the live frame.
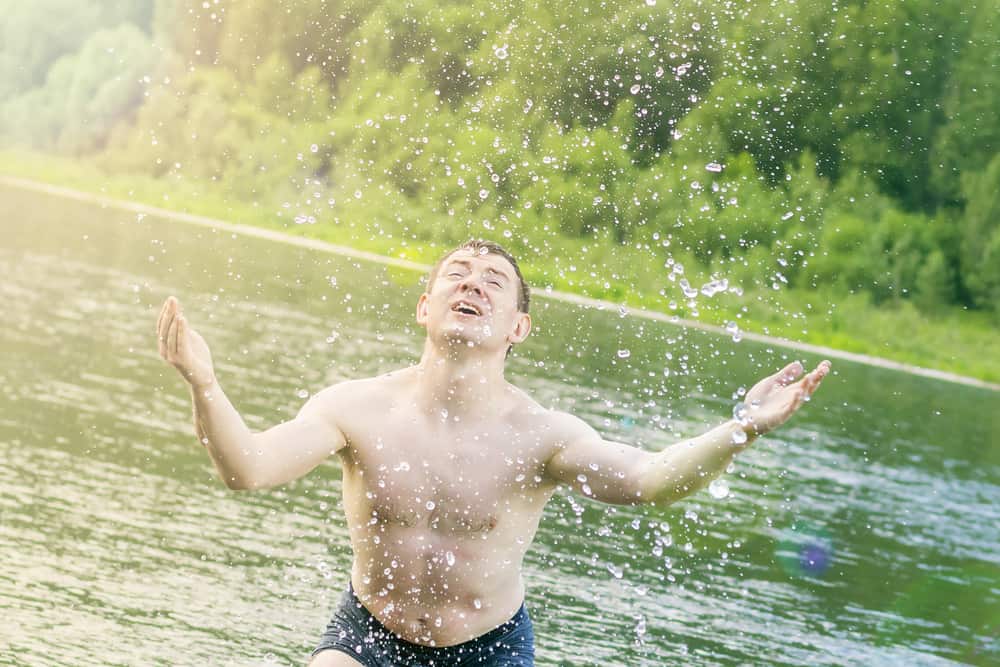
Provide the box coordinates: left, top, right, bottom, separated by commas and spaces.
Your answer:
413, 342, 509, 420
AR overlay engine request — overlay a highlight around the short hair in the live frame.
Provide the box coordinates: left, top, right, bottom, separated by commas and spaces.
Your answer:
427, 239, 530, 313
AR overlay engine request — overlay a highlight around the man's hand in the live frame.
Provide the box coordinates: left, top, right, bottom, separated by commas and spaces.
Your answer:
157, 296, 216, 390
740, 360, 831, 437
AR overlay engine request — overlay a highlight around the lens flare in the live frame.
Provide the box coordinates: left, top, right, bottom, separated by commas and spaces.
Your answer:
776, 523, 834, 578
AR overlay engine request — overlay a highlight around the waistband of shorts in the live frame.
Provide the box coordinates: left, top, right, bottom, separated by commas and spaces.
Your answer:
346, 580, 529, 649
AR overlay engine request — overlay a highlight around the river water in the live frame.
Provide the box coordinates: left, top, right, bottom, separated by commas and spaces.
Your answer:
1, 184, 997, 666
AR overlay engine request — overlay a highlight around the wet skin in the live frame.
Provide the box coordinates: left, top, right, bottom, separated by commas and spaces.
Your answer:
156, 247, 831, 663
317, 368, 559, 646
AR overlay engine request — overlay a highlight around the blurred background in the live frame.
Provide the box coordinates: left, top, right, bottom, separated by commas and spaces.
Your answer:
0, 0, 998, 381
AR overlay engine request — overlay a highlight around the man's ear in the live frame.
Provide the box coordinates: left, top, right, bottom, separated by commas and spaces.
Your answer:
415, 292, 430, 326
508, 312, 532, 345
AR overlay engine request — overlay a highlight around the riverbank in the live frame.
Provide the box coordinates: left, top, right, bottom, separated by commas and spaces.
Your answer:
2, 149, 997, 388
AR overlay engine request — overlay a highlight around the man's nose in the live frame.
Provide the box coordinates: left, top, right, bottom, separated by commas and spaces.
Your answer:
459, 277, 485, 295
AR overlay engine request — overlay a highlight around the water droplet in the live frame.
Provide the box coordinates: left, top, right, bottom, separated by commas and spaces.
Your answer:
617, 349, 631, 359
426, 501, 436, 511
731, 429, 748, 445
705, 162, 723, 173
473, 598, 482, 609
523, 98, 534, 113
607, 563, 624, 579
708, 478, 730, 499
645, 0, 656, 5
692, 22, 701, 31
446, 551, 456, 567
635, 614, 647, 643
781, 211, 794, 220
700, 278, 727, 297
630, 83, 641, 94
296, 389, 309, 399
479, 189, 489, 199
310, 144, 319, 153
494, 45, 509, 60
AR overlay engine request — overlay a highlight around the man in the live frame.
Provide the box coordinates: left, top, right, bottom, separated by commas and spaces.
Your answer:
156, 239, 830, 666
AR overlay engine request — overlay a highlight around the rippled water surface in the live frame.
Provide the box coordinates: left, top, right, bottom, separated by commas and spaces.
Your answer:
1, 185, 998, 666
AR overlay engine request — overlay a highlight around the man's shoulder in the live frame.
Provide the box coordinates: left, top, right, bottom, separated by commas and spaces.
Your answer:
504, 390, 589, 440
307, 368, 412, 407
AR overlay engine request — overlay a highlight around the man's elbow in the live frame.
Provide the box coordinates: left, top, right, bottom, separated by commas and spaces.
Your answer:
222, 472, 254, 491
641, 485, 692, 508
220, 467, 272, 491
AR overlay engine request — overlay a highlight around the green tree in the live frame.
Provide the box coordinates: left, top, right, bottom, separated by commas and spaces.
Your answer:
959, 152, 1000, 312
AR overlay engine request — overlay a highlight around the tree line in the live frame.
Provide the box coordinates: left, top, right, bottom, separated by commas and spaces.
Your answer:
2, 0, 997, 317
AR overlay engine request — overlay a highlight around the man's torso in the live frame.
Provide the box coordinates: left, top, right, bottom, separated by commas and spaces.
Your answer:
321, 368, 562, 647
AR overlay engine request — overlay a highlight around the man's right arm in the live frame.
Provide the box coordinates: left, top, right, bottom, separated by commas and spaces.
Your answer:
190, 380, 346, 490
158, 296, 346, 490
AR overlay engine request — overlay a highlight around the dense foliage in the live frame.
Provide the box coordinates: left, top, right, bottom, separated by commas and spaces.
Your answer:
2, 0, 998, 317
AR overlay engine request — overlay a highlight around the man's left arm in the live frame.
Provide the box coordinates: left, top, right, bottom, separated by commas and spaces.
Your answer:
544, 360, 831, 507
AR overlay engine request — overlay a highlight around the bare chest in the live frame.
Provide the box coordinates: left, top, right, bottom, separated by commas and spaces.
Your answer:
339, 416, 552, 533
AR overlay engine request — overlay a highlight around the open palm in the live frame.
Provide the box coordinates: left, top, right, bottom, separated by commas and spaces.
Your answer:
156, 296, 216, 389
742, 360, 831, 436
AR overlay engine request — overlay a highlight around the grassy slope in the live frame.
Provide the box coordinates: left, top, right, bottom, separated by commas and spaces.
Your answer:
2, 148, 998, 384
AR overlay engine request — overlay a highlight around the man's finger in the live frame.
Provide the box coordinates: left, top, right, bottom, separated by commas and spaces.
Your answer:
803, 361, 831, 395
166, 313, 179, 358
156, 299, 167, 336
177, 315, 188, 357
158, 296, 177, 332
156, 298, 173, 356
173, 316, 183, 358
775, 360, 804, 387
163, 308, 177, 346
158, 304, 174, 358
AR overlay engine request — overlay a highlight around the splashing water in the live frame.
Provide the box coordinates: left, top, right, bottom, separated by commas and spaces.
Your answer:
708, 478, 730, 499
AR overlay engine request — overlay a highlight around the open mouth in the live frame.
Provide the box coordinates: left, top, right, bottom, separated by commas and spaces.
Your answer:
452, 301, 483, 316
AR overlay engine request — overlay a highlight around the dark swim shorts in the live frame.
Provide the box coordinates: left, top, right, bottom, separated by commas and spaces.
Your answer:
312, 583, 535, 666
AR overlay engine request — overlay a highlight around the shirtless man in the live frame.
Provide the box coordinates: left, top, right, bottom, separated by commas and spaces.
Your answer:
156, 239, 831, 666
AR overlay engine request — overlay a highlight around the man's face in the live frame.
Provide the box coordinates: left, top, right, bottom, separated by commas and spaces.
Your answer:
416, 248, 531, 353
